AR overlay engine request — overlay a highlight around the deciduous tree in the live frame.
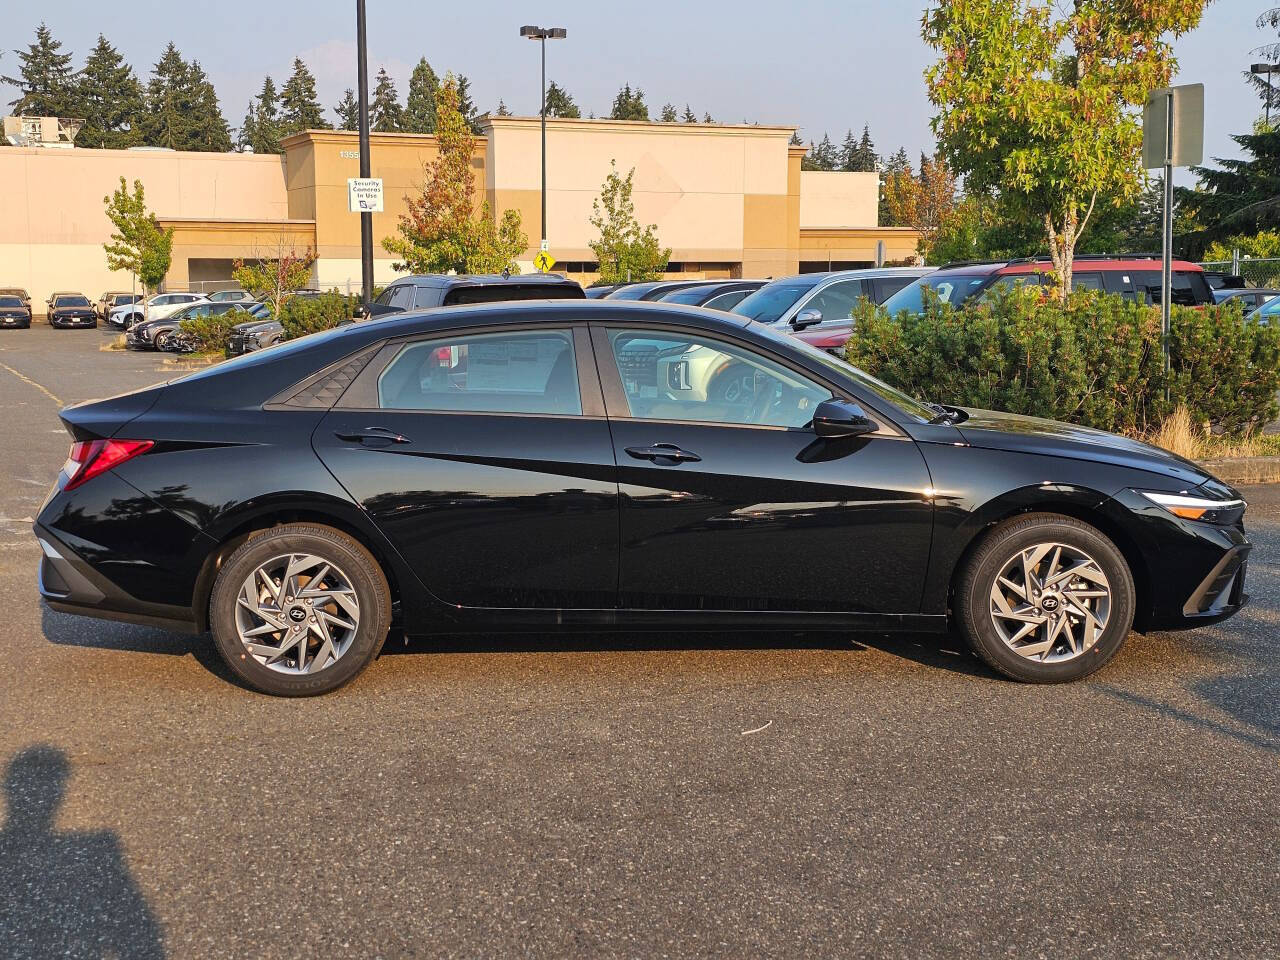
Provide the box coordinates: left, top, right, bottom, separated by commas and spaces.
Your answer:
382, 76, 527, 274
103, 177, 173, 293
589, 160, 671, 283
883, 153, 958, 261
923, 0, 1208, 297
232, 236, 316, 318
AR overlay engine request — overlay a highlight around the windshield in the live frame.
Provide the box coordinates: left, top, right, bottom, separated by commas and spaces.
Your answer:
0, 296, 22, 307
731, 279, 822, 323
879, 273, 992, 315
749, 323, 938, 422
55, 296, 90, 307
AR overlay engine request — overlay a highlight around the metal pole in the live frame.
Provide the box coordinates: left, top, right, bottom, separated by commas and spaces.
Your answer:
540, 37, 547, 250
1161, 91, 1173, 378
356, 0, 374, 310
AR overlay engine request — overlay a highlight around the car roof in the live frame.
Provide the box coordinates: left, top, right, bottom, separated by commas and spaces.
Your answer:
389, 273, 581, 289
930, 256, 1205, 277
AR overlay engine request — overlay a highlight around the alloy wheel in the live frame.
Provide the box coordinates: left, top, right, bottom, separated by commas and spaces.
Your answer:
234, 553, 361, 675
988, 542, 1112, 663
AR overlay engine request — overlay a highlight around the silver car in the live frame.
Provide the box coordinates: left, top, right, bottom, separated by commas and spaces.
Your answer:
730, 267, 934, 331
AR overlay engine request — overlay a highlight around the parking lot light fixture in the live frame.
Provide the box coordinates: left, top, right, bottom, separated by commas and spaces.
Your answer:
520, 25, 568, 254
1251, 63, 1279, 126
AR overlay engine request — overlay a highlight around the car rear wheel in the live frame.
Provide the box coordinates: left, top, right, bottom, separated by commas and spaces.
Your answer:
209, 524, 391, 696
955, 513, 1135, 683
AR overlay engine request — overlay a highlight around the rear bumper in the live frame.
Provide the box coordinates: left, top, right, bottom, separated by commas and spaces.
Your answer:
35, 523, 199, 633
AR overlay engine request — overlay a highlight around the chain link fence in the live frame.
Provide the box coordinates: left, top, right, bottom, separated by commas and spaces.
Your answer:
1200, 256, 1280, 289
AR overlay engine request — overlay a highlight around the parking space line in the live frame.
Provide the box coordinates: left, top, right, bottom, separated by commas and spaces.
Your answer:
0, 361, 61, 406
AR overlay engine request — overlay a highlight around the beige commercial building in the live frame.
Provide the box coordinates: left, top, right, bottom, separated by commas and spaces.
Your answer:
0, 116, 920, 308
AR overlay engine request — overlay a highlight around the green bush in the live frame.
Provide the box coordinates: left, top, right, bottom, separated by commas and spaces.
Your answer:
846, 289, 1280, 436
279, 291, 359, 342
180, 306, 257, 354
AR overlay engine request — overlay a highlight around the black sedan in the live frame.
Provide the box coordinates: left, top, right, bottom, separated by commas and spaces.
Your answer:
0, 294, 31, 328
656, 280, 766, 311
48, 294, 97, 328
35, 301, 1250, 696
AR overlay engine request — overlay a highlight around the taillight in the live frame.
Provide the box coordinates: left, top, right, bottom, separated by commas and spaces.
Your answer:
62, 439, 154, 491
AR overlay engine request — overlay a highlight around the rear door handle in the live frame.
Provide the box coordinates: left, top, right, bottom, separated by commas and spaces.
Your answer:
624, 443, 702, 464
334, 426, 411, 445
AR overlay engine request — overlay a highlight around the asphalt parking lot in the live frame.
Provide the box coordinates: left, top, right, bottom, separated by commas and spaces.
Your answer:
1, 323, 1277, 959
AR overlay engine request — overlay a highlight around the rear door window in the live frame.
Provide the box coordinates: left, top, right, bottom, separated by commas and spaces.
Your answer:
1072, 273, 1105, 291
869, 276, 914, 304
376, 329, 582, 416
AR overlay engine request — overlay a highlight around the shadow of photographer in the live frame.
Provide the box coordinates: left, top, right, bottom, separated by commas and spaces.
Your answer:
0, 745, 165, 959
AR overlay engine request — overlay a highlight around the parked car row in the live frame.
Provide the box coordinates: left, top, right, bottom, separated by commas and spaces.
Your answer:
129, 300, 269, 351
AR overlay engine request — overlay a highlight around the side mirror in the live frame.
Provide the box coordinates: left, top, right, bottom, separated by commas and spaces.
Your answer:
812, 399, 877, 439
791, 307, 823, 330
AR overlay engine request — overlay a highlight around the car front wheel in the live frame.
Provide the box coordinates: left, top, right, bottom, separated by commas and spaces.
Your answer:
209, 524, 392, 696
955, 513, 1135, 683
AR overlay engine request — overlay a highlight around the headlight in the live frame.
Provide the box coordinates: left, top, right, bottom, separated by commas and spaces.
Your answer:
1139, 490, 1245, 524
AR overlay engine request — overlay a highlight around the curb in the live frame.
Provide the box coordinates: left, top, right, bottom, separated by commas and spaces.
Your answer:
1199, 456, 1280, 486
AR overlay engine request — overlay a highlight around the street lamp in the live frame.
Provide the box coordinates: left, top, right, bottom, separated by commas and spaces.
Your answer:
520, 25, 567, 256
356, 0, 373, 309
1251, 63, 1279, 127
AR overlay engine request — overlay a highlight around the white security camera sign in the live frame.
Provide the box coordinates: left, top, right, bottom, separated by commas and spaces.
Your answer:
347, 178, 384, 213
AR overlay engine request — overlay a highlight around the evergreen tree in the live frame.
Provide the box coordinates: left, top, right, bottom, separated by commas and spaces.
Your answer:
801, 133, 838, 171
139, 43, 189, 149
838, 129, 858, 169
4, 22, 76, 117
455, 74, 480, 133
370, 67, 405, 132
1247, 9, 1280, 118
659, 102, 677, 122
879, 147, 912, 224
544, 80, 580, 118
185, 60, 232, 152
280, 58, 328, 136
404, 57, 438, 133
237, 99, 258, 151
333, 89, 359, 131
249, 76, 281, 154
495, 99, 510, 116
610, 84, 649, 121
1180, 128, 1280, 250
76, 35, 144, 148
703, 112, 713, 124
681, 104, 697, 123
789, 131, 803, 146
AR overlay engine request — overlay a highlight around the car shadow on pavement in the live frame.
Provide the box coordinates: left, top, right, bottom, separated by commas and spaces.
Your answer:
39, 604, 236, 685
381, 629, 996, 680
0, 745, 166, 959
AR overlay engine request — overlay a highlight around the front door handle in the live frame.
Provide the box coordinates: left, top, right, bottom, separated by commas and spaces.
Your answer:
334, 426, 411, 446
624, 443, 702, 464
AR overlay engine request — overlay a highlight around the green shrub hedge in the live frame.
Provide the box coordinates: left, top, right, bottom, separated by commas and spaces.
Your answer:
845, 289, 1280, 436
179, 306, 257, 354
279, 291, 360, 342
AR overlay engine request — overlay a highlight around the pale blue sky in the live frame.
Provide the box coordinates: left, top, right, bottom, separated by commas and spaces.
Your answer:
2, 0, 1272, 178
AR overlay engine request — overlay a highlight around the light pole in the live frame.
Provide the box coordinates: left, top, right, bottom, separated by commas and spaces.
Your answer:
356, 0, 374, 309
1251, 63, 1279, 127
519, 25, 567, 253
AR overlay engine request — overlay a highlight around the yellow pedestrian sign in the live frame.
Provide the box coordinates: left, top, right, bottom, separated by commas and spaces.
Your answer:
533, 250, 556, 273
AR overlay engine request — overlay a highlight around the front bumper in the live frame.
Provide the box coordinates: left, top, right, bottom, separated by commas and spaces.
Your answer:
1103, 489, 1252, 631
51, 315, 96, 327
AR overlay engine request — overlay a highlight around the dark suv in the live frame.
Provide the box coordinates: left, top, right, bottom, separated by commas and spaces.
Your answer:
881, 255, 1215, 316
227, 275, 586, 357
367, 273, 585, 317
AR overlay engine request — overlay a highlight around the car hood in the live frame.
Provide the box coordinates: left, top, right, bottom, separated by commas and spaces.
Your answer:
953, 407, 1213, 487
234, 319, 282, 333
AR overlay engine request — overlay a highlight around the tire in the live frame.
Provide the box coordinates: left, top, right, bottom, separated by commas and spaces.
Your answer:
955, 513, 1135, 683
153, 330, 174, 351
208, 523, 392, 696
